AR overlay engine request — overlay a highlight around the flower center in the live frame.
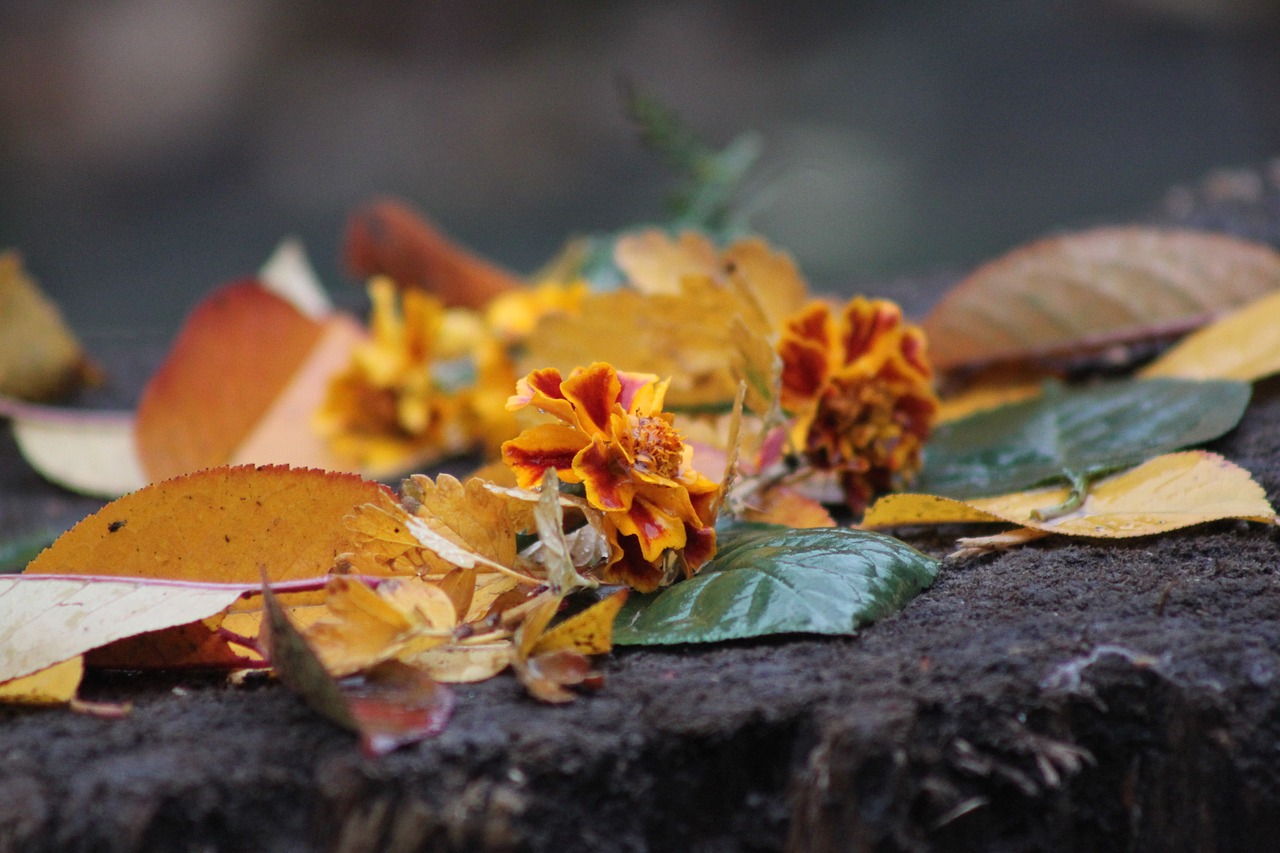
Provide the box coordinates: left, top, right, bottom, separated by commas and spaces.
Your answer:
630, 415, 685, 480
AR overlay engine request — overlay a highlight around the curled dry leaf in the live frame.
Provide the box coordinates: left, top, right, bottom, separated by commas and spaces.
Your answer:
343, 197, 524, 309
863, 451, 1276, 538
0, 251, 94, 401
923, 227, 1280, 373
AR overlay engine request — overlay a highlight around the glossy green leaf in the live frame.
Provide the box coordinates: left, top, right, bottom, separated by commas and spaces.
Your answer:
613, 523, 939, 645
917, 378, 1250, 499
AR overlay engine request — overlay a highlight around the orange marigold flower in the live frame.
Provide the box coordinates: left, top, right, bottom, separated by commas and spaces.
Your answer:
501, 363, 719, 592
777, 297, 939, 513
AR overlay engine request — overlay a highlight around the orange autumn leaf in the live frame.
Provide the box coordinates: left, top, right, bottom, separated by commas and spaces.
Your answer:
25, 465, 393, 598
134, 281, 329, 481
923, 227, 1280, 373
343, 197, 524, 309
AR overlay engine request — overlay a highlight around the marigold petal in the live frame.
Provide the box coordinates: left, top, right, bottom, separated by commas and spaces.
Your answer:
618, 371, 664, 414
507, 368, 576, 424
681, 522, 717, 574
561, 362, 622, 435
779, 337, 831, 410
612, 492, 687, 562
599, 533, 666, 593
501, 424, 588, 488
840, 297, 902, 364
573, 436, 636, 512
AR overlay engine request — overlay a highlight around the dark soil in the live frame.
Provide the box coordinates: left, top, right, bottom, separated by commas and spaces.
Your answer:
4, 164, 1280, 853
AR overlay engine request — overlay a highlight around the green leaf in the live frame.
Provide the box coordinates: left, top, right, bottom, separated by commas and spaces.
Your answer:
918, 378, 1251, 499
613, 523, 939, 645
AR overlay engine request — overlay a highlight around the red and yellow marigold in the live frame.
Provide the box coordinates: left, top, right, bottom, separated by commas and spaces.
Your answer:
501, 362, 718, 592
778, 297, 938, 513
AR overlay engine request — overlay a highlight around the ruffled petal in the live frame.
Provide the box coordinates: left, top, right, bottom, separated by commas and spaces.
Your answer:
598, 533, 666, 593
618, 371, 664, 415
680, 522, 717, 575
573, 436, 636, 512
611, 491, 688, 562
561, 362, 622, 436
501, 423, 589, 488
840, 297, 901, 364
506, 367, 577, 424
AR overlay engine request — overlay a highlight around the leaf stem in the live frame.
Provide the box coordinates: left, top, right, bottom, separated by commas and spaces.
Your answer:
1030, 470, 1091, 522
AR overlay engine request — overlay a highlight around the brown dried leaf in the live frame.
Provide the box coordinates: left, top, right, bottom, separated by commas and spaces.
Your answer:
343, 198, 523, 308
923, 227, 1280, 373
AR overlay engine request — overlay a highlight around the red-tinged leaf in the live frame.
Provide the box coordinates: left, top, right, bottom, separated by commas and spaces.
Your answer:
516, 649, 595, 704
85, 620, 256, 670
260, 573, 454, 753
923, 227, 1280, 373
343, 198, 523, 308
134, 280, 326, 481
345, 661, 457, 756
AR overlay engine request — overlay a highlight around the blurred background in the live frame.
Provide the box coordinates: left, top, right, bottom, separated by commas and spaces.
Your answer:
0, 0, 1278, 333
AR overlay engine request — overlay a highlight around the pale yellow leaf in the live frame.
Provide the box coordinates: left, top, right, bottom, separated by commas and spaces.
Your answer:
1140, 289, 1280, 382
0, 400, 145, 497
525, 277, 765, 409
0, 656, 84, 705
0, 576, 244, 682
614, 229, 719, 295
863, 451, 1275, 537
410, 643, 514, 683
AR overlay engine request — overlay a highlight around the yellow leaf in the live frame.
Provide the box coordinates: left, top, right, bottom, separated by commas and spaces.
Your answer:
614, 229, 719, 295
346, 474, 521, 578
0, 252, 93, 401
525, 276, 770, 410
305, 576, 456, 678
1140, 289, 1280, 382
531, 589, 629, 657
863, 451, 1276, 537
0, 575, 245, 682
0, 657, 84, 705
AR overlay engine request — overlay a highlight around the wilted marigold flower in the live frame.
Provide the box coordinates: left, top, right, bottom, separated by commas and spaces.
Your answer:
778, 297, 938, 513
501, 362, 719, 592
316, 277, 501, 473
